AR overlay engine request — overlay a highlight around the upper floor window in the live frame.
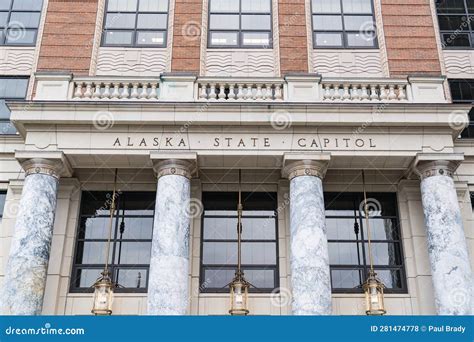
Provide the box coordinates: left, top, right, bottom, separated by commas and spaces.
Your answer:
102, 0, 169, 47
449, 79, 474, 138
200, 192, 279, 292
208, 0, 272, 48
0, 191, 6, 222
436, 0, 474, 48
0, 0, 43, 46
325, 192, 406, 293
0, 77, 28, 135
71, 191, 155, 293
311, 0, 377, 48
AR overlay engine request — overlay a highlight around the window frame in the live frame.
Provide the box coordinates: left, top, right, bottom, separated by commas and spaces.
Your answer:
436, 0, 474, 49
0, 76, 29, 135
325, 192, 407, 294
199, 192, 280, 293
311, 0, 378, 49
0, 0, 43, 46
0, 190, 6, 221
101, 0, 169, 48
70, 191, 155, 294
207, 0, 274, 49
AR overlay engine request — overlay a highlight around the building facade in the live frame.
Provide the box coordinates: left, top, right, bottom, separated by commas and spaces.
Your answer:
0, 0, 473, 316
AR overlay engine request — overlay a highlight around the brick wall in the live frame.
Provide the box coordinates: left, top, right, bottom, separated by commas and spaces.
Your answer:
37, 0, 98, 75
381, 0, 441, 76
278, 0, 309, 74
171, 0, 203, 73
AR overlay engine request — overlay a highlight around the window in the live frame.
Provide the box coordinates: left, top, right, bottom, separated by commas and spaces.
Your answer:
449, 79, 474, 138
200, 192, 279, 292
0, 77, 28, 135
0, 0, 43, 45
208, 0, 272, 48
102, 0, 169, 47
0, 191, 6, 221
311, 0, 377, 48
436, 0, 474, 48
325, 192, 406, 293
71, 191, 155, 292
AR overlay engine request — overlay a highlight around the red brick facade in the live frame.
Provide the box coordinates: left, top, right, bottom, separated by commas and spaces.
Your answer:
278, 0, 309, 74
171, 0, 203, 73
381, 0, 441, 76
37, 0, 99, 75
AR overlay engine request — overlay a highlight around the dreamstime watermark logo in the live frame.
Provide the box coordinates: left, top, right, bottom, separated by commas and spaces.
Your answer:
448, 110, 469, 131
270, 287, 292, 308
4, 21, 26, 42
359, 21, 377, 42
182, 21, 202, 42
359, 198, 382, 217
186, 198, 204, 219
3, 201, 20, 218
4, 322, 85, 336
93, 111, 115, 130
270, 110, 292, 130
448, 287, 470, 310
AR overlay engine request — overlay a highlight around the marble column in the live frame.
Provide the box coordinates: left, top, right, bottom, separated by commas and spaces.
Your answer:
147, 159, 195, 315
1, 158, 63, 315
416, 160, 474, 315
283, 159, 332, 315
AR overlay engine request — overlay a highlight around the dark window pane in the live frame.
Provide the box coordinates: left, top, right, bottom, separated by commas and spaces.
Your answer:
137, 13, 167, 29
313, 15, 343, 30
115, 268, 147, 288
209, 14, 239, 30
0, 12, 9, 26
203, 268, 276, 290
107, 0, 137, 12
0, 0, 10, 10
105, 13, 135, 29
329, 242, 364, 265
0, 78, 28, 98
436, 0, 466, 13
210, 0, 239, 13
73, 268, 103, 288
442, 32, 470, 46
342, 0, 372, 13
241, 14, 271, 30
364, 242, 402, 266
5, 28, 35, 44
314, 32, 343, 46
312, 0, 341, 13
243, 269, 275, 288
210, 31, 238, 46
331, 269, 363, 289
241, 0, 271, 13
12, 0, 42, 11
468, 0, 474, 11
438, 15, 468, 30
9, 12, 40, 28
114, 242, 151, 264
104, 30, 133, 45
346, 32, 376, 47
118, 217, 154, 239
75, 241, 113, 264
375, 269, 403, 289
367, 218, 400, 241
80, 217, 112, 239
0, 191, 6, 218
450, 79, 474, 101
241, 242, 276, 265
344, 15, 374, 31
139, 0, 168, 12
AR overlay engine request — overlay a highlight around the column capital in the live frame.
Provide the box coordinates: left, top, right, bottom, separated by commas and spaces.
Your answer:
150, 152, 197, 180
411, 153, 464, 180
15, 151, 72, 179
282, 153, 331, 180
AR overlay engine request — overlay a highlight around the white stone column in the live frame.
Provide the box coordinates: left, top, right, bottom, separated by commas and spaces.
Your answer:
147, 158, 195, 315
283, 157, 332, 315
416, 159, 474, 315
1, 157, 67, 315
